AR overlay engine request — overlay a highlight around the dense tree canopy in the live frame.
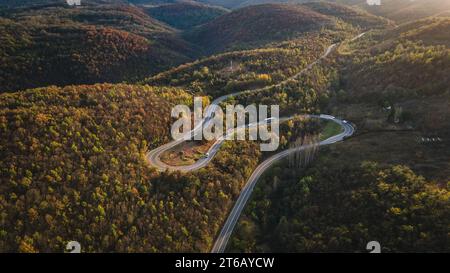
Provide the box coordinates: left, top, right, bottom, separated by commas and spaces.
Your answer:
230, 161, 449, 252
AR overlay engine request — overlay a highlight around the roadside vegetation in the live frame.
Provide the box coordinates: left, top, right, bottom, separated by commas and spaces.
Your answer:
229, 158, 449, 252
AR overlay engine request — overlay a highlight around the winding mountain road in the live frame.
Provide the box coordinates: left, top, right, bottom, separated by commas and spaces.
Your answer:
210, 115, 354, 253
146, 33, 365, 253
147, 42, 339, 171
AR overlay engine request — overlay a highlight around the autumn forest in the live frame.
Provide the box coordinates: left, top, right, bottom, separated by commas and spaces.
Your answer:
0, 0, 449, 253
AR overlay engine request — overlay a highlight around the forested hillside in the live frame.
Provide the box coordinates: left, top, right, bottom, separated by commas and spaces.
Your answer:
0, 0, 448, 254
197, 0, 450, 24
185, 4, 338, 53
0, 84, 175, 251
142, 1, 229, 30
339, 17, 450, 116
229, 160, 449, 252
146, 33, 337, 97
0, 3, 195, 92
197, 0, 245, 9
229, 13, 450, 253
0, 0, 129, 8
0, 1, 391, 92
0, 83, 272, 252
0, 1, 374, 252
185, 3, 389, 54
353, 0, 450, 23
303, 1, 392, 29
198, 0, 311, 9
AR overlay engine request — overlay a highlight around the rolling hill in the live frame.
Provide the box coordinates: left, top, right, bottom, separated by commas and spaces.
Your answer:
146, 33, 334, 97
0, 0, 396, 89
197, 0, 312, 9
1, 0, 449, 254
303, 1, 392, 29
185, 3, 339, 54
340, 17, 450, 105
196, 0, 246, 9
0, 81, 266, 253
185, 2, 389, 54
227, 14, 450, 254
142, 0, 229, 30
0, 83, 200, 253
0, 0, 128, 8
0, 3, 195, 92
197, 0, 450, 24
334, 15, 450, 159
353, 0, 450, 23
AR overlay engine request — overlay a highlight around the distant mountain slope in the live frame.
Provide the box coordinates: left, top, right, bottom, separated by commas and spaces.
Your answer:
341, 17, 450, 102
0, 4, 195, 92
0, 0, 127, 7
348, 0, 450, 23
386, 17, 450, 46
335, 17, 450, 138
303, 1, 392, 28
197, 0, 246, 9
142, 0, 229, 30
198, 0, 311, 9
146, 33, 334, 97
229, 0, 394, 27
185, 2, 389, 54
198, 0, 450, 24
185, 4, 338, 53
0, 0, 62, 7
233, 0, 313, 9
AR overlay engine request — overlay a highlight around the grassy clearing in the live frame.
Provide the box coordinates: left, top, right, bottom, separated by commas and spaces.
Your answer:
160, 140, 213, 166
320, 120, 343, 140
